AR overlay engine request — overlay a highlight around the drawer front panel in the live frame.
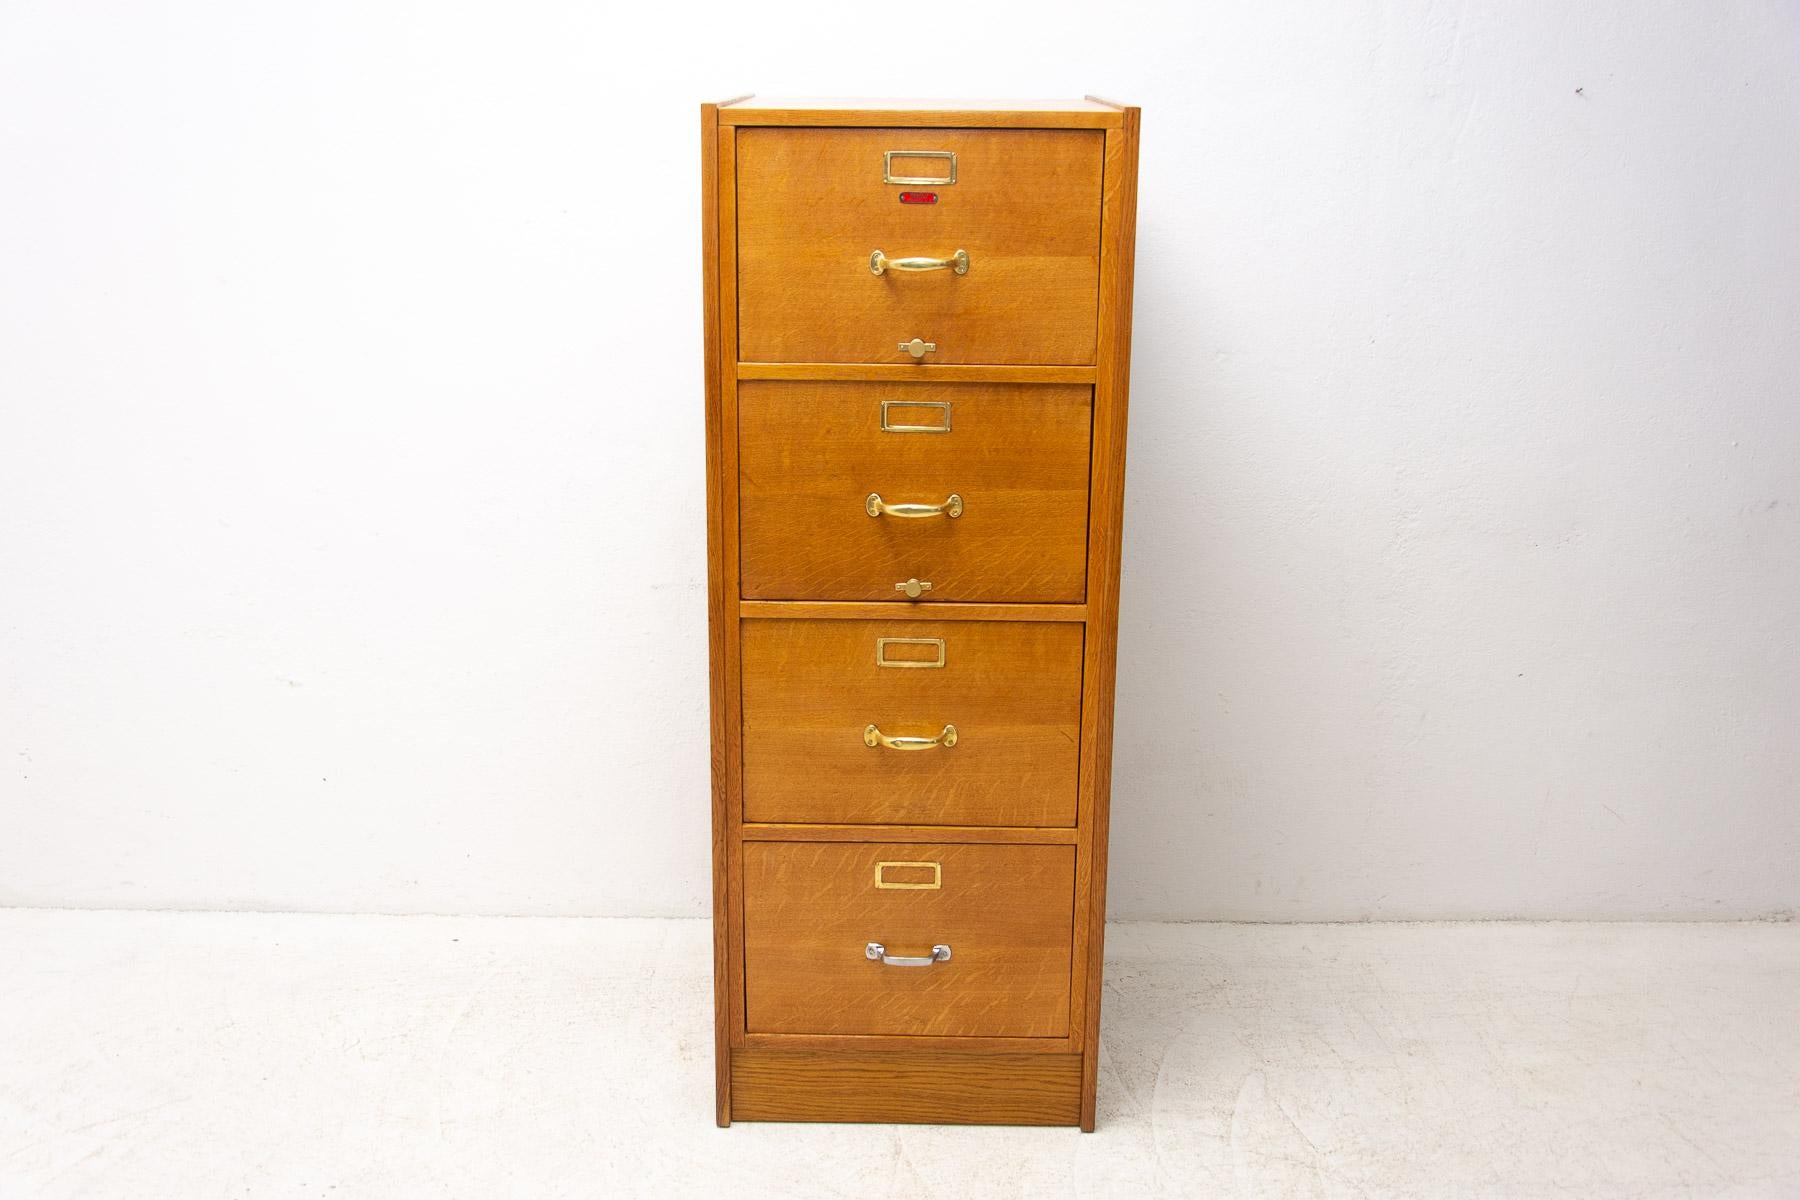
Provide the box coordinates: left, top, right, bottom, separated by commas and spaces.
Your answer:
736, 128, 1104, 365
739, 381, 1092, 603
744, 841, 1075, 1038
742, 619, 1082, 827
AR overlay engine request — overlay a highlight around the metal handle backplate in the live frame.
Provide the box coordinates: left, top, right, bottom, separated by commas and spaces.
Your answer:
864, 723, 957, 750
865, 942, 952, 968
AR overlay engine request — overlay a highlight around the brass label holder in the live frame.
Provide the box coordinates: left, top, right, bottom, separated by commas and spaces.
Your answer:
883, 150, 957, 187
881, 400, 952, 434
875, 861, 943, 890
876, 637, 947, 669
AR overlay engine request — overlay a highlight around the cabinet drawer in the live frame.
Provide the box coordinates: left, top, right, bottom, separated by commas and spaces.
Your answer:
739, 381, 1091, 603
742, 619, 1082, 827
744, 841, 1074, 1038
736, 128, 1103, 365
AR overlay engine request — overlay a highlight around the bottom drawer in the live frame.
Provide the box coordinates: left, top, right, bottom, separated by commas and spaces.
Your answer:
743, 841, 1074, 1039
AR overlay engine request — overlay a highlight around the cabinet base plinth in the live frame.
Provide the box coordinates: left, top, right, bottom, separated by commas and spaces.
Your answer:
729, 1048, 1083, 1126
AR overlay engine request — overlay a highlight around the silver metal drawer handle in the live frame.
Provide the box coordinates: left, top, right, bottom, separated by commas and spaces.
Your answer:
866, 492, 962, 519
865, 942, 952, 968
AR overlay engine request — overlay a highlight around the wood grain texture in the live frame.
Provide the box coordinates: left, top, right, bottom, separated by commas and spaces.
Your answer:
715, 125, 750, 1072
738, 381, 1092, 603
743, 823, 1078, 845
723, 96, 1120, 114
699, 101, 731, 1128
739, 1031, 1075, 1054
736, 362, 1096, 383
741, 619, 1083, 827
743, 842, 1075, 1038
730, 1049, 1083, 1125
720, 96, 1120, 130
736, 129, 1104, 365
725, 111, 1115, 129
1076, 107, 1141, 1133
740, 600, 1086, 623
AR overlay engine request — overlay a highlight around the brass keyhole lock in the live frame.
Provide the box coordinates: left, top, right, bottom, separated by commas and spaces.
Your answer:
899, 338, 936, 360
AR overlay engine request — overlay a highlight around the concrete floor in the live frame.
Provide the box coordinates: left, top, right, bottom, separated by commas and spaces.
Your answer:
1, 912, 1796, 1198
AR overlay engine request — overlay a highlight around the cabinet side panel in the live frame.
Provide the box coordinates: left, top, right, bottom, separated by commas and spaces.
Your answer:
1077, 108, 1140, 1133
717, 127, 748, 1097
700, 101, 731, 1127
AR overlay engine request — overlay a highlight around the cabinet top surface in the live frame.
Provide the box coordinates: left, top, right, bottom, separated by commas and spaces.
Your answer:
725, 96, 1121, 112
715, 96, 1132, 128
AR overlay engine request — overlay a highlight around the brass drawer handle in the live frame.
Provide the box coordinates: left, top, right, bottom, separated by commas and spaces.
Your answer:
866, 492, 962, 519
870, 249, 969, 276
865, 942, 952, 968
864, 723, 958, 750
895, 577, 932, 599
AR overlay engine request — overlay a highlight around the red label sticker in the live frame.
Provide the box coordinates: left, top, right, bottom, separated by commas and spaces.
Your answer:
898, 191, 938, 205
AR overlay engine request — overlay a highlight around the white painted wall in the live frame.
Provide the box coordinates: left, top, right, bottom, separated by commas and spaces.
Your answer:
2, 2, 1796, 920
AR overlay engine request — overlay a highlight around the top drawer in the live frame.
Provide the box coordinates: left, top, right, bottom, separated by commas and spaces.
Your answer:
736, 128, 1104, 366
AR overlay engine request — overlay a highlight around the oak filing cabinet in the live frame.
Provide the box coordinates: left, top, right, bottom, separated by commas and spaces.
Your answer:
701, 97, 1140, 1129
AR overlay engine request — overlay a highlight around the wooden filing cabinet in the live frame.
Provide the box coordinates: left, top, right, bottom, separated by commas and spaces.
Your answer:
701, 96, 1140, 1129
